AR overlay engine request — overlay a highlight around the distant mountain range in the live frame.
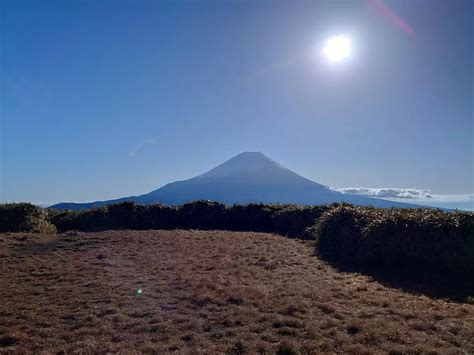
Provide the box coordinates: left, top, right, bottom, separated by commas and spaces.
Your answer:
51, 152, 420, 211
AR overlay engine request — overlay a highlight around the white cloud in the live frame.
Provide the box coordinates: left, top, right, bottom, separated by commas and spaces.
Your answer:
330, 187, 433, 199
331, 187, 474, 211
128, 139, 157, 158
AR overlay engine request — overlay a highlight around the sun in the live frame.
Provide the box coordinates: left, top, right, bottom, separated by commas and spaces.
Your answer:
323, 35, 351, 62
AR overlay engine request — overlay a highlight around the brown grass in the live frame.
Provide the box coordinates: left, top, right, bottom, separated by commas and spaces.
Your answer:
0, 230, 473, 353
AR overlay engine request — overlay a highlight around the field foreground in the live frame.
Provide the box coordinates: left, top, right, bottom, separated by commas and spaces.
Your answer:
0, 230, 473, 354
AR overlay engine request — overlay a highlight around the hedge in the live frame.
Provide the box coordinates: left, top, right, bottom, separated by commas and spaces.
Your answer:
307, 205, 474, 275
47, 200, 329, 237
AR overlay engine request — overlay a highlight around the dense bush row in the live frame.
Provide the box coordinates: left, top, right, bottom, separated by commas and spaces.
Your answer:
307, 205, 474, 275
49, 200, 329, 238
0, 203, 56, 234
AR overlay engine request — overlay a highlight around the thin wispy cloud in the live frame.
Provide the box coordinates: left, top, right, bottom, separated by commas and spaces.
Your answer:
128, 139, 157, 158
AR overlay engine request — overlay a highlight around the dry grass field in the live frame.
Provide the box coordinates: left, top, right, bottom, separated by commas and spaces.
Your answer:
0, 230, 473, 354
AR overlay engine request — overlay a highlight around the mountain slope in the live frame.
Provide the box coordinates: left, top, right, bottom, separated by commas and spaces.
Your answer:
51, 152, 420, 210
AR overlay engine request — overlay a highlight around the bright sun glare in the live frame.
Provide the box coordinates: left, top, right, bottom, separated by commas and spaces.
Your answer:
323, 35, 351, 62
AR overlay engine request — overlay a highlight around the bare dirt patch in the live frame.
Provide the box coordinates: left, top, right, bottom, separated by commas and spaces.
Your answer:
0, 230, 473, 353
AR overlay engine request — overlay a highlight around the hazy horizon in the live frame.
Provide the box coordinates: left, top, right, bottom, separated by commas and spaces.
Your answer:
1, 0, 473, 210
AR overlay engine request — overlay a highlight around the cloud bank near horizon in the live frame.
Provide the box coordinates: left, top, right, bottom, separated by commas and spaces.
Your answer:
331, 187, 473, 211
330, 187, 433, 199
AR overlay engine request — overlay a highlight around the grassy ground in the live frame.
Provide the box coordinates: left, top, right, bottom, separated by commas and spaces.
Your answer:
0, 230, 473, 354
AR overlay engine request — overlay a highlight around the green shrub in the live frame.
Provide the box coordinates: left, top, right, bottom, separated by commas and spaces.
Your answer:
310, 205, 474, 275
49, 210, 80, 232
0, 203, 56, 233
50, 207, 109, 232
178, 200, 227, 230
76, 207, 109, 231
310, 204, 372, 259
226, 203, 281, 232
135, 204, 178, 229
107, 201, 140, 229
271, 204, 329, 237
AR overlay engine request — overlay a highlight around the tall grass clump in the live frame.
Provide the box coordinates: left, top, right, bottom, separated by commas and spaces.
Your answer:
0, 203, 57, 233
309, 205, 474, 275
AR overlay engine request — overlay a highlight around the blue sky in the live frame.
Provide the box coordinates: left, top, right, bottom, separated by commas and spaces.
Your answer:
1, 0, 473, 209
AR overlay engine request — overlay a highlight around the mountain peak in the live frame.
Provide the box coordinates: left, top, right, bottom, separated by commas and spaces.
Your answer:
227, 151, 273, 162
235, 151, 266, 157
198, 151, 288, 180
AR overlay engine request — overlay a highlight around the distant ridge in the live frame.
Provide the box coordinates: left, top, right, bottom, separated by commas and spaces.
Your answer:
51, 152, 420, 210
